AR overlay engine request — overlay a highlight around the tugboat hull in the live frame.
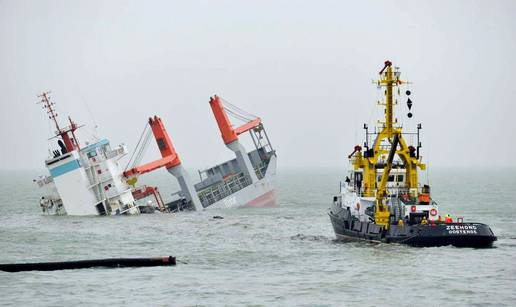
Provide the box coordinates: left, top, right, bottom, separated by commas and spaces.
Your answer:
329, 209, 497, 248
393, 223, 497, 248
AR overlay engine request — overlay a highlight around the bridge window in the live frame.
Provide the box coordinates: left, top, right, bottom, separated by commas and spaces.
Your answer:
87, 151, 97, 158
377, 175, 396, 182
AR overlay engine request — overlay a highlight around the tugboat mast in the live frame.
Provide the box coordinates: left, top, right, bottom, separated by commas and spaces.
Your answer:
378, 61, 396, 138
374, 61, 425, 227
348, 61, 427, 226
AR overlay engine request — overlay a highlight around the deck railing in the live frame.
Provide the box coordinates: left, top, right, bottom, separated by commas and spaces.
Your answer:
197, 172, 252, 207
341, 182, 429, 199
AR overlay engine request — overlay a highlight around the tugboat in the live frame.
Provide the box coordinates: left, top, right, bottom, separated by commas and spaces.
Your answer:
328, 61, 497, 248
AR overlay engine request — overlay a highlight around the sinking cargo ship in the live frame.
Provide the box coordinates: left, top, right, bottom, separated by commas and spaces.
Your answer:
35, 93, 276, 215
328, 61, 496, 247
34, 92, 140, 215
123, 95, 277, 212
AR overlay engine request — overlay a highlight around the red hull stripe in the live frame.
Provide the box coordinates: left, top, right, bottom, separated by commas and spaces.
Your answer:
242, 190, 277, 208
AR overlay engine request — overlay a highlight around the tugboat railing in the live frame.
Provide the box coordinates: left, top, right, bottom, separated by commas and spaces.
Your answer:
342, 182, 427, 200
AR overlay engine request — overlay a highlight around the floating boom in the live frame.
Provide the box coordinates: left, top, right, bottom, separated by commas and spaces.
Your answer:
0, 256, 176, 272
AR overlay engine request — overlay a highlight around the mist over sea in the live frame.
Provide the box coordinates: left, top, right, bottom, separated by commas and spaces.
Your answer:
1, 167, 515, 306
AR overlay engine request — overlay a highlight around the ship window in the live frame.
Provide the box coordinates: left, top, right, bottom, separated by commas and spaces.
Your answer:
397, 175, 404, 182
377, 175, 395, 182
354, 172, 363, 182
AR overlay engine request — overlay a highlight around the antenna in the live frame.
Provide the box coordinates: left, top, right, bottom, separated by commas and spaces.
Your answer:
36, 91, 81, 152
37, 91, 60, 132
426, 152, 430, 187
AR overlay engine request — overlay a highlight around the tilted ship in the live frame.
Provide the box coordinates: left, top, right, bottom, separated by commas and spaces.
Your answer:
123, 95, 277, 212
34, 92, 140, 215
328, 61, 497, 247
35, 93, 276, 215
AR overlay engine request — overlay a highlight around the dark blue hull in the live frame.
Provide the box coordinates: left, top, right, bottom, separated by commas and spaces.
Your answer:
329, 207, 497, 248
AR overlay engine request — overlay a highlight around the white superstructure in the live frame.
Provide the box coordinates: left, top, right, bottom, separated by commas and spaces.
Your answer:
35, 92, 139, 216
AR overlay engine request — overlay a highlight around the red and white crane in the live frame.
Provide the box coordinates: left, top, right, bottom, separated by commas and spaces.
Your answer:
123, 116, 203, 211
209, 95, 263, 184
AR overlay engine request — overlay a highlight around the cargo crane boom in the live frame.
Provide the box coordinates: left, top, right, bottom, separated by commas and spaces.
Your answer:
123, 116, 202, 211
209, 95, 264, 184
123, 116, 181, 178
209, 95, 262, 145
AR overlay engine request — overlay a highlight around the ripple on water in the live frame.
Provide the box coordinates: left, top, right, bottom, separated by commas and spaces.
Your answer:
1, 169, 515, 306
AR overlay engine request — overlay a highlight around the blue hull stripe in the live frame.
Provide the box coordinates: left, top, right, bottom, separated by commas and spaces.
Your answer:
50, 160, 81, 177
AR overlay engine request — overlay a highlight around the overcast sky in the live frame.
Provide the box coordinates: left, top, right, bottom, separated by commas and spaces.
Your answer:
1, 0, 515, 171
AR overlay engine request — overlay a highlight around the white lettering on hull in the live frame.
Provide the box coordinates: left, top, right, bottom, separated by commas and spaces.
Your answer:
445, 225, 478, 235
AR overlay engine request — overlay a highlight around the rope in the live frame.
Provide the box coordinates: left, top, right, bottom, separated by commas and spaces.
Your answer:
125, 123, 150, 171
221, 97, 258, 119
133, 127, 152, 169
220, 97, 258, 123
224, 107, 254, 123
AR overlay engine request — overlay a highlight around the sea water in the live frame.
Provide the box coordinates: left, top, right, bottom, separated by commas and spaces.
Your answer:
0, 168, 515, 306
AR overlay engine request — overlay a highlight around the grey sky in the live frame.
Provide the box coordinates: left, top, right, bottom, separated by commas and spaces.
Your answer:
1, 0, 515, 170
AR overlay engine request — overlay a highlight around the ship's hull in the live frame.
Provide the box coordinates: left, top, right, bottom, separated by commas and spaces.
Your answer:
329, 205, 497, 248
205, 155, 277, 209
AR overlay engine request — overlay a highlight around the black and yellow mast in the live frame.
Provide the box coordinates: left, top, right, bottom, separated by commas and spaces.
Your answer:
350, 61, 426, 228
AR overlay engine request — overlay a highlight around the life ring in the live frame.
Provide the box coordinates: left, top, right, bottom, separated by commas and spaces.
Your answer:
411, 205, 417, 213
430, 208, 437, 216
356, 203, 360, 210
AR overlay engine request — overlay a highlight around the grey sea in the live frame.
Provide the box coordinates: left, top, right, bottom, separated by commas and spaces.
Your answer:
0, 168, 515, 306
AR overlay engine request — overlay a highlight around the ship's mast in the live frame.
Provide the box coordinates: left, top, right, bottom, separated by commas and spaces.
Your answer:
379, 61, 395, 138
376, 61, 426, 227
39, 92, 61, 132
348, 61, 427, 227
37, 91, 80, 152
